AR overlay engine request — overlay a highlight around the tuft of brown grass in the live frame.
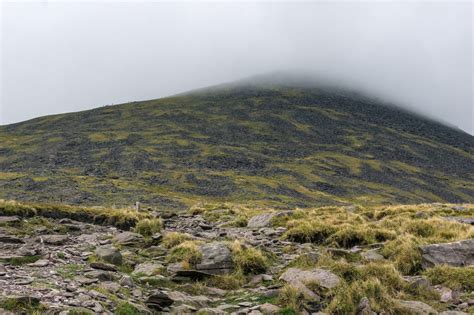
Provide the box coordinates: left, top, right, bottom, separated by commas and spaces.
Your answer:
229, 240, 269, 274
133, 218, 162, 237
162, 232, 192, 249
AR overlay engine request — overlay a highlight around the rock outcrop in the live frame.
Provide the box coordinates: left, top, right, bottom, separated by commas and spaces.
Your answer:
420, 239, 474, 268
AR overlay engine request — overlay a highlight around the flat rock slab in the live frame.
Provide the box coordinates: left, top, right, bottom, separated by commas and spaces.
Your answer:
39, 234, 69, 245
0, 216, 21, 224
132, 262, 163, 277
90, 262, 118, 272
0, 234, 24, 244
247, 212, 290, 228
398, 300, 437, 314
113, 232, 144, 246
27, 259, 49, 267
420, 239, 474, 268
279, 267, 340, 289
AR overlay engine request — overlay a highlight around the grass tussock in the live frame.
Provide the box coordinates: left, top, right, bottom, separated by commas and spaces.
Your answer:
0, 199, 151, 230
424, 265, 474, 291
325, 278, 406, 314
188, 203, 264, 226
166, 240, 203, 265
310, 252, 441, 313
0, 297, 46, 314
229, 240, 269, 274
133, 218, 162, 237
277, 284, 303, 312
115, 302, 142, 315
205, 271, 246, 290
162, 232, 192, 249
276, 203, 474, 313
381, 235, 422, 275
283, 204, 473, 274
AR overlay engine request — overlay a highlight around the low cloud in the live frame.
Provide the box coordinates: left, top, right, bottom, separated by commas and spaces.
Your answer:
1, 1, 472, 134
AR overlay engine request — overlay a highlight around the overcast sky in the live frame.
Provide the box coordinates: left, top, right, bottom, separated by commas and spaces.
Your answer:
1, 1, 473, 134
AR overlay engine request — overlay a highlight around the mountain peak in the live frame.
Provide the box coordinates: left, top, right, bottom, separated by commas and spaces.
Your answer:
0, 83, 472, 208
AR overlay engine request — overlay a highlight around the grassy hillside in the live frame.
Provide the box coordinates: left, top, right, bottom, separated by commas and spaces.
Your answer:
0, 82, 473, 209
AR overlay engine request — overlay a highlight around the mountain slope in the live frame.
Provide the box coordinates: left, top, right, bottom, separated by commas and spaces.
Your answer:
0, 81, 473, 209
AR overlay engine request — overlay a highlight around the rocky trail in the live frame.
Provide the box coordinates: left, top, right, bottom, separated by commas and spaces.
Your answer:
0, 206, 473, 314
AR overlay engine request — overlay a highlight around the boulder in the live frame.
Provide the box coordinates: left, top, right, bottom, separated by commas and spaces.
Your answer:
279, 267, 340, 289
398, 300, 437, 314
99, 281, 121, 293
95, 246, 122, 265
119, 275, 134, 287
357, 297, 376, 315
420, 239, 474, 268
260, 303, 281, 314
279, 268, 340, 302
146, 290, 174, 311
113, 232, 144, 246
196, 242, 234, 275
84, 270, 115, 282
361, 250, 384, 261
435, 287, 458, 304
132, 262, 163, 277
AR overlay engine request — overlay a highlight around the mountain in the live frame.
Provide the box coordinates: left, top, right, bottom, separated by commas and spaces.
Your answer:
0, 79, 473, 209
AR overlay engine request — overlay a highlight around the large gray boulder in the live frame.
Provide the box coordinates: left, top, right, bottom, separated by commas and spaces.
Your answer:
420, 239, 474, 268
196, 242, 234, 275
95, 246, 122, 266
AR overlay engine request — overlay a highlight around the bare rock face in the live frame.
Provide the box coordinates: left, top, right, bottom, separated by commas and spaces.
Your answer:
195, 242, 234, 275
420, 239, 474, 268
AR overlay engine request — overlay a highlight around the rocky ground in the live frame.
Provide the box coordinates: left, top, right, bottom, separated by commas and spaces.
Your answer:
0, 203, 473, 314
